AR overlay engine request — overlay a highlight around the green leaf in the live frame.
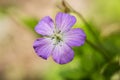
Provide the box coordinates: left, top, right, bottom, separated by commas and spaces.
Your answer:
21, 17, 39, 30
21, 16, 41, 37
101, 32, 120, 59
102, 61, 120, 80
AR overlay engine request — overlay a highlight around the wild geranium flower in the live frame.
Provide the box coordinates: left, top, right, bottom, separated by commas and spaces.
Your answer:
33, 12, 86, 64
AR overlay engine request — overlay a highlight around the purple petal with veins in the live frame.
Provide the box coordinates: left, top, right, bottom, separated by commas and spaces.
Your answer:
55, 12, 76, 33
63, 28, 86, 47
52, 42, 74, 64
33, 38, 54, 59
35, 16, 54, 36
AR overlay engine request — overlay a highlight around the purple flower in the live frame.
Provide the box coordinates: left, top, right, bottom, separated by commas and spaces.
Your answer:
33, 12, 86, 64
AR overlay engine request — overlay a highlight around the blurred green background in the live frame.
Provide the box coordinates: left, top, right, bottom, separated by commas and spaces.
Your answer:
0, 0, 120, 80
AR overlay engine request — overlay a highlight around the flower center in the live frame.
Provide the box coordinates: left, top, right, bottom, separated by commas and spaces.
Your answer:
55, 34, 62, 41
52, 33, 63, 45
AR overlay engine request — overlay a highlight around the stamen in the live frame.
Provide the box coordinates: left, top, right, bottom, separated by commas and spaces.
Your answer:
52, 32, 63, 45
51, 37, 54, 40
58, 30, 61, 33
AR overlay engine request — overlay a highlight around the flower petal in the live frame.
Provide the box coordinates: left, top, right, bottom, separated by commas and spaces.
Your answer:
35, 16, 54, 36
55, 12, 76, 32
33, 38, 54, 59
63, 28, 86, 47
52, 42, 74, 64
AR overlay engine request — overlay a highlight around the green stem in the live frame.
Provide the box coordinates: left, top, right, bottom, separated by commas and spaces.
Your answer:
61, 0, 111, 61
86, 39, 110, 61
62, 0, 99, 42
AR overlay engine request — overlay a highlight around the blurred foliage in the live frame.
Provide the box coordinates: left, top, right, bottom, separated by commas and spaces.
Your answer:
94, 0, 120, 23
103, 61, 120, 80
21, 17, 41, 37
21, 17, 38, 31
0, 0, 120, 80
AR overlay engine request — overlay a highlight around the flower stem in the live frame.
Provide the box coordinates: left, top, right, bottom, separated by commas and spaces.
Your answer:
60, 0, 111, 61
86, 39, 110, 61
61, 0, 99, 42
